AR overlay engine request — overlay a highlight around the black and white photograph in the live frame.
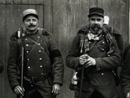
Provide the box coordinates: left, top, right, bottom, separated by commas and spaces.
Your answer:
0, 0, 129, 98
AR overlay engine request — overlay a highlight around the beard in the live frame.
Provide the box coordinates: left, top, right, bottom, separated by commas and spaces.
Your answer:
91, 24, 102, 34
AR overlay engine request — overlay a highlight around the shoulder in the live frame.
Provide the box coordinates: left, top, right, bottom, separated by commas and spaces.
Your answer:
77, 25, 89, 35
103, 24, 121, 36
38, 28, 52, 37
10, 30, 20, 41
103, 24, 111, 31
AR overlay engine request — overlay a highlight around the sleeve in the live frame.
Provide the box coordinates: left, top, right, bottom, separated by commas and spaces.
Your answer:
7, 40, 20, 89
121, 46, 130, 94
0, 60, 4, 73
95, 37, 121, 71
49, 35, 64, 85
66, 35, 80, 69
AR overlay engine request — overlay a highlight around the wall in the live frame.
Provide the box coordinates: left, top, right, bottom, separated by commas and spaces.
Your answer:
0, 0, 128, 98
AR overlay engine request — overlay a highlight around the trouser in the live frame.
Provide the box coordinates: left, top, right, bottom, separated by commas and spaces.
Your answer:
17, 89, 43, 98
75, 81, 120, 98
17, 77, 55, 98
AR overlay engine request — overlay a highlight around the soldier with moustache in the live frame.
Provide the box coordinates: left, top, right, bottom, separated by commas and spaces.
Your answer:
66, 7, 121, 98
7, 9, 64, 98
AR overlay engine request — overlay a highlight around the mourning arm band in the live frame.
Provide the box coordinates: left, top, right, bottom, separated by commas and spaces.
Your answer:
50, 49, 62, 58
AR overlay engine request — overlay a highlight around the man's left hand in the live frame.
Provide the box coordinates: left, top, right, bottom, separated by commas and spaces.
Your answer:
52, 84, 61, 95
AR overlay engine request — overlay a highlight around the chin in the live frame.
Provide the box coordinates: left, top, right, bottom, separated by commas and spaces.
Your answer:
27, 29, 36, 32
29, 28, 37, 30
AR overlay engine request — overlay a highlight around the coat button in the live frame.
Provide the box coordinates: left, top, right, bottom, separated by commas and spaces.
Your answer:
26, 51, 29, 53
38, 43, 41, 45
37, 36, 40, 38
101, 73, 104, 75
39, 58, 42, 60
39, 50, 41, 52
102, 42, 105, 44
25, 38, 28, 40
28, 66, 31, 69
27, 59, 30, 61
40, 65, 42, 67
26, 44, 29, 46
41, 73, 46, 75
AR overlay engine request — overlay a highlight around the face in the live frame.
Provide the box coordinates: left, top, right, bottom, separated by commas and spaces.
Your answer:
89, 15, 104, 32
23, 15, 39, 32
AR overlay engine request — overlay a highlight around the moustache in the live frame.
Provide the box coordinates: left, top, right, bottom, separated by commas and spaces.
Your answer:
91, 24, 101, 29
28, 24, 35, 27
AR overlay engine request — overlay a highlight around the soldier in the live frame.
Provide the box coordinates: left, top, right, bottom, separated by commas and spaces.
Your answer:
7, 9, 64, 98
121, 45, 130, 98
66, 7, 121, 98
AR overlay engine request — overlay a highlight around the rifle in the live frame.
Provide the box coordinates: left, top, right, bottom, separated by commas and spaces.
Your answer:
78, 32, 96, 98
79, 34, 85, 98
19, 28, 25, 98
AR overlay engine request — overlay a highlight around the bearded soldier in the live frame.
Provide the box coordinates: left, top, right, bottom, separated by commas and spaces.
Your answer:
66, 7, 121, 98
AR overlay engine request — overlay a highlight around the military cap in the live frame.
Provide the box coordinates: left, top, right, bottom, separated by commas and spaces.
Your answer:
88, 7, 104, 17
22, 9, 39, 21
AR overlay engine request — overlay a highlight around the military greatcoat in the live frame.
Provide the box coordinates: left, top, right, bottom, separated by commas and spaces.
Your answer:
66, 26, 121, 98
7, 28, 64, 98
121, 45, 130, 95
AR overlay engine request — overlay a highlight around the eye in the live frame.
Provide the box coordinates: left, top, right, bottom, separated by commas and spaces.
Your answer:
97, 18, 101, 21
25, 19, 30, 22
32, 19, 37, 21
90, 18, 96, 21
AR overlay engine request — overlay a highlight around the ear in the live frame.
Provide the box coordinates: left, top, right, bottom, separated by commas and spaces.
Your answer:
38, 20, 39, 25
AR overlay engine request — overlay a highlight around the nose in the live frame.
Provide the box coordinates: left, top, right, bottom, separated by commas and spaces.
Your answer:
30, 20, 33, 24
94, 20, 98, 24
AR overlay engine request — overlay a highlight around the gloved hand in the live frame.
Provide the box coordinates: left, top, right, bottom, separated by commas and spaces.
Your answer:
14, 85, 24, 96
52, 84, 61, 95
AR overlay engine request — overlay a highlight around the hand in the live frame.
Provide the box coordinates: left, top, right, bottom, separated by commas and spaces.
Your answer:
52, 84, 61, 95
127, 92, 130, 98
85, 55, 96, 67
14, 85, 24, 96
79, 54, 89, 65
